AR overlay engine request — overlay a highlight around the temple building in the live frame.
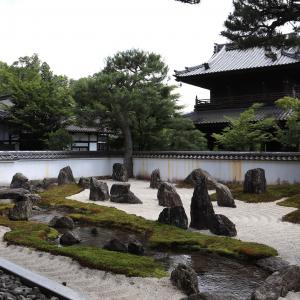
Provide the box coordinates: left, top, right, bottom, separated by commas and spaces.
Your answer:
175, 44, 300, 149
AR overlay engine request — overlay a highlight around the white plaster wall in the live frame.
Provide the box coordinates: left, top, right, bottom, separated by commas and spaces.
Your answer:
0, 156, 298, 185
133, 158, 300, 184
0, 157, 123, 185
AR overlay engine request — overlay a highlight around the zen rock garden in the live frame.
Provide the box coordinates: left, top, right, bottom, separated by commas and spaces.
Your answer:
0, 164, 299, 300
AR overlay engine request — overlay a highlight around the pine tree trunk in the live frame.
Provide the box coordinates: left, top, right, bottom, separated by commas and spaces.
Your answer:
119, 115, 134, 178
123, 125, 134, 178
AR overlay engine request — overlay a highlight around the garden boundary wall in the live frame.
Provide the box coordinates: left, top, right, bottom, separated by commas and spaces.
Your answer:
0, 151, 299, 185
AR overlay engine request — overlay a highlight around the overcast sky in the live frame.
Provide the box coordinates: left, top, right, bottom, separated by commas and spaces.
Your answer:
0, 0, 233, 112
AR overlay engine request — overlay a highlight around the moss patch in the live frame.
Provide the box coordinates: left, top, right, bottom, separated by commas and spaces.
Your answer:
277, 194, 300, 224
38, 185, 277, 260
0, 216, 166, 278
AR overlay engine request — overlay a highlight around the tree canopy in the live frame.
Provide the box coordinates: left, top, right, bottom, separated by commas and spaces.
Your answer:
72, 49, 207, 175
222, 0, 300, 49
275, 97, 300, 151
212, 103, 277, 151
0, 54, 74, 149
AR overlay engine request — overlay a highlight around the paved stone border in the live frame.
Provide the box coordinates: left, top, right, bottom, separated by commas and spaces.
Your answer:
0, 258, 91, 300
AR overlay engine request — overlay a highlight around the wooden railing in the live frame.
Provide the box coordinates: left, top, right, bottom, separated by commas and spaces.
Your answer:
194, 91, 300, 111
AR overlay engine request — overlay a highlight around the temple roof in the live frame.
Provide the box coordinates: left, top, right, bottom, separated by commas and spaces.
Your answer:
175, 45, 300, 79
185, 105, 290, 125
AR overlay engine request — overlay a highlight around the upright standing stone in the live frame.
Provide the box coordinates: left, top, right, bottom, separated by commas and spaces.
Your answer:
112, 163, 128, 182
216, 183, 236, 208
89, 177, 109, 201
8, 200, 33, 221
243, 168, 266, 194
170, 264, 199, 296
190, 176, 215, 230
150, 169, 161, 189
157, 182, 183, 207
10, 173, 30, 190
158, 206, 188, 229
58, 166, 76, 185
78, 177, 90, 189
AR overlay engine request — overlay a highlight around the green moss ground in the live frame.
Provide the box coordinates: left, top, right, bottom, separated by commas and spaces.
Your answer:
0, 184, 278, 278
39, 185, 277, 259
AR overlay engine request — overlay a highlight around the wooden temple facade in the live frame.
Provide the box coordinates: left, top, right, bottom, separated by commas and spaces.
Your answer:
175, 43, 300, 150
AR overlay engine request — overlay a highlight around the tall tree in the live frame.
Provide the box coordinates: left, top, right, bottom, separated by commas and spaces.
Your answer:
0, 55, 74, 149
72, 49, 207, 176
222, 0, 300, 50
275, 97, 300, 151
212, 103, 277, 151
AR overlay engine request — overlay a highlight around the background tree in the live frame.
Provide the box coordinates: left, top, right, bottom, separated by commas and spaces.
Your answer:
212, 103, 277, 151
47, 128, 73, 150
222, 0, 300, 50
0, 54, 74, 149
72, 49, 207, 176
275, 97, 300, 151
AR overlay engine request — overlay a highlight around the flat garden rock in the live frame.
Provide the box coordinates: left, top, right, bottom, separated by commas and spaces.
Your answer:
243, 168, 266, 194
89, 178, 109, 201
150, 169, 161, 189
0, 188, 30, 201
252, 265, 300, 300
157, 182, 183, 207
42, 178, 58, 189
182, 293, 238, 300
103, 239, 127, 253
58, 166, 76, 185
110, 183, 142, 204
215, 183, 236, 208
171, 264, 199, 296
112, 163, 128, 182
128, 240, 144, 255
255, 257, 290, 273
49, 216, 75, 229
60, 231, 80, 246
158, 206, 188, 229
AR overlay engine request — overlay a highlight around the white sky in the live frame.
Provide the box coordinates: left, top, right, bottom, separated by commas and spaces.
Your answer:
0, 0, 233, 112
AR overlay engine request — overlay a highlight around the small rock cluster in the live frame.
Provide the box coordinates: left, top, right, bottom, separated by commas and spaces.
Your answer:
88, 177, 142, 204
103, 239, 144, 255
0, 269, 59, 300
184, 168, 236, 208
190, 174, 237, 237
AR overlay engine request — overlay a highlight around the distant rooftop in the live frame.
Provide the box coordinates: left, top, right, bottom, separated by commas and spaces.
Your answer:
175, 44, 300, 78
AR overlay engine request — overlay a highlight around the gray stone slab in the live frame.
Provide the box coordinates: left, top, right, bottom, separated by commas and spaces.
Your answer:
0, 258, 91, 300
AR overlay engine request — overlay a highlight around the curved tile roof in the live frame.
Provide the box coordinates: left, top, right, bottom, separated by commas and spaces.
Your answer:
175, 46, 300, 78
185, 105, 290, 124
